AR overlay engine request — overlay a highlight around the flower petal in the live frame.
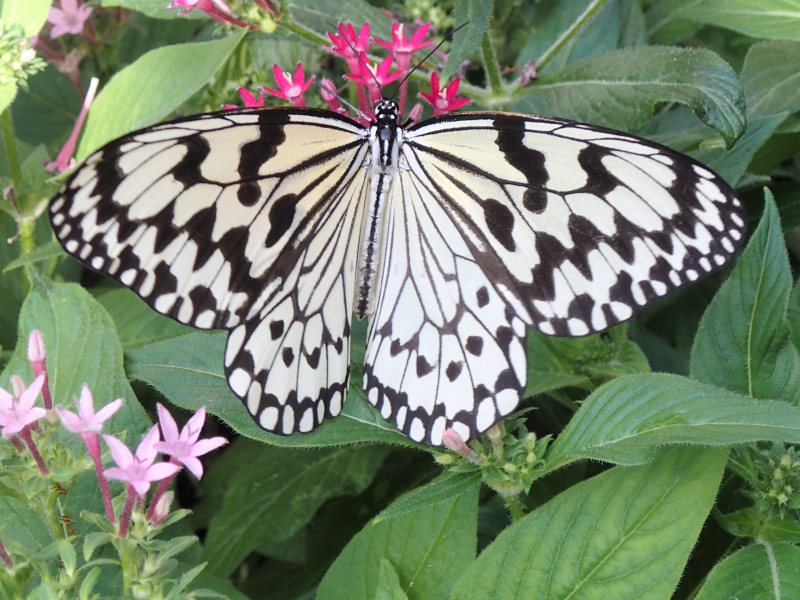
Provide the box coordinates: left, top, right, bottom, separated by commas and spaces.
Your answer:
136, 425, 161, 465
56, 407, 83, 433
182, 406, 206, 444
94, 398, 124, 426
181, 456, 204, 478
18, 375, 45, 413
0, 388, 14, 414
157, 403, 180, 444
146, 462, 181, 482
190, 436, 227, 457
103, 434, 134, 469
104, 466, 133, 483
131, 479, 151, 496
78, 385, 96, 421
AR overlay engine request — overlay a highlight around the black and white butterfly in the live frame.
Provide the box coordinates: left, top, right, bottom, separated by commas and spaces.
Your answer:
49, 98, 746, 446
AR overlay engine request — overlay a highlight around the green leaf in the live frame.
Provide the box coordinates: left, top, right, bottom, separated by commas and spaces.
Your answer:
0, 81, 16, 115
0, 0, 50, 36
288, 0, 393, 40
450, 446, 727, 600
681, 0, 800, 41
545, 374, 800, 470
0, 276, 150, 439
0, 496, 52, 553
741, 41, 800, 118
689, 114, 789, 185
511, 46, 746, 146
374, 471, 481, 523
317, 483, 478, 600
645, 0, 704, 44
100, 0, 206, 19
695, 542, 800, 600
202, 444, 390, 578
77, 32, 246, 161
441, 0, 494, 81
715, 507, 800, 543
375, 560, 409, 600
2, 241, 66, 273
95, 288, 192, 349
125, 332, 416, 447
170, 563, 251, 600
691, 191, 800, 403
0, 214, 26, 351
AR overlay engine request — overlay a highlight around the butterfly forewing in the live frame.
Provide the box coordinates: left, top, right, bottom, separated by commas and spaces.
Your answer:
50, 108, 369, 434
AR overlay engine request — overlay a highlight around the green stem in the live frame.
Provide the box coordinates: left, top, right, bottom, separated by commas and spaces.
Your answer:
481, 30, 503, 95
504, 494, 526, 521
277, 19, 328, 47
0, 110, 22, 187
536, 0, 611, 72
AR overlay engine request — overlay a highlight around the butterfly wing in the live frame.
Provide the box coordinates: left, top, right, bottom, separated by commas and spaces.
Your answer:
364, 113, 746, 444
50, 107, 369, 434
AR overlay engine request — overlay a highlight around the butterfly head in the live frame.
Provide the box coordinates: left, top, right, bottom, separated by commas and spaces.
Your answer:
374, 99, 399, 125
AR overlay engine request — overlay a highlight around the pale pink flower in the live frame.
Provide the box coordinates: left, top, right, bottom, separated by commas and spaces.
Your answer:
47, 0, 93, 38
0, 375, 47, 438
167, 0, 252, 28
46, 77, 98, 173
57, 386, 123, 435
442, 428, 483, 463
153, 404, 227, 479
104, 427, 180, 496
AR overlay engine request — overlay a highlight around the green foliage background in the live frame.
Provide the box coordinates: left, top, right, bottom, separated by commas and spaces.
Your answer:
1, 0, 800, 598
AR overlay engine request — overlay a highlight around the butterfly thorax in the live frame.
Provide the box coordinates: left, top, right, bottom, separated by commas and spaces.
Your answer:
355, 99, 403, 318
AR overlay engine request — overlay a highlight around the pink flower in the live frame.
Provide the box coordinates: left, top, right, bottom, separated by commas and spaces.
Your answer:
320, 79, 346, 115
57, 386, 123, 435
376, 22, 434, 74
327, 22, 372, 74
263, 64, 315, 108
442, 428, 483, 463
167, 0, 253, 28
0, 375, 47, 439
46, 77, 98, 173
104, 427, 180, 496
345, 54, 401, 102
222, 87, 264, 110
153, 404, 227, 479
47, 0, 93, 38
419, 72, 470, 117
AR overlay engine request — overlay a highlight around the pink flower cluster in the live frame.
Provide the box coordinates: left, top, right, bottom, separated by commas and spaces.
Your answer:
225, 20, 471, 124
0, 330, 227, 539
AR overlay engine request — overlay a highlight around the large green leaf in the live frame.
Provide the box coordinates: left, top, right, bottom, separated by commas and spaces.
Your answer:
76, 32, 246, 161
202, 444, 390, 578
511, 46, 746, 146
441, 0, 494, 81
695, 542, 800, 599
0, 214, 25, 353
681, 0, 800, 41
645, 0, 704, 44
0, 496, 52, 554
450, 446, 727, 600
288, 0, 393, 40
0, 0, 50, 36
100, 0, 206, 19
741, 41, 800, 118
691, 191, 800, 403
317, 483, 478, 600
125, 332, 415, 447
0, 276, 150, 440
545, 374, 800, 470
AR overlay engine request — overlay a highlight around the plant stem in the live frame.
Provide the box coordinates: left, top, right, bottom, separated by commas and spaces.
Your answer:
118, 485, 136, 538
146, 468, 177, 522
0, 539, 13, 568
18, 427, 49, 476
481, 31, 503, 95
504, 494, 526, 521
84, 433, 116, 524
0, 110, 22, 187
277, 19, 328, 47
536, 0, 611, 72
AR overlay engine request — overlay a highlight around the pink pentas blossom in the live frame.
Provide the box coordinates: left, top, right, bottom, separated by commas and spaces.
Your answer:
167, 0, 252, 28
263, 64, 315, 108
47, 0, 93, 39
46, 77, 99, 173
327, 22, 372, 74
57, 385, 123, 435
419, 72, 470, 117
0, 375, 47, 439
320, 79, 346, 115
376, 22, 434, 74
222, 87, 264, 110
345, 54, 401, 102
104, 426, 180, 496
153, 404, 227, 479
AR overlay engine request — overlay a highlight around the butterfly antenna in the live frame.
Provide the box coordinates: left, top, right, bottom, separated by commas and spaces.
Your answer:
315, 79, 371, 122
389, 21, 470, 101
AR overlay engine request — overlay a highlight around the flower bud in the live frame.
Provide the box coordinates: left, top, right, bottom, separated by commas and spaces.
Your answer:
27, 330, 46, 366
442, 428, 483, 463
150, 492, 172, 525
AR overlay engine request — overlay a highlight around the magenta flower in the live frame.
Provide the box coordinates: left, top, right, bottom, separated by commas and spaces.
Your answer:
327, 22, 372, 74
222, 87, 264, 110
346, 54, 401, 102
0, 375, 47, 439
376, 22, 434, 74
320, 79, 346, 115
419, 72, 470, 117
263, 64, 315, 108
167, 0, 252, 28
153, 404, 227, 479
104, 427, 180, 496
47, 0, 93, 38
46, 77, 98, 173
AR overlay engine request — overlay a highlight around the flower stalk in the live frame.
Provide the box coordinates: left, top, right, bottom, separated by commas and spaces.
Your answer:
0, 539, 12, 568
0, 110, 22, 186
18, 426, 48, 475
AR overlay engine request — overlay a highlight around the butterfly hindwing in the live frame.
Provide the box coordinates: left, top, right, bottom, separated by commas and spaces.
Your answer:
50, 107, 370, 435
402, 113, 746, 338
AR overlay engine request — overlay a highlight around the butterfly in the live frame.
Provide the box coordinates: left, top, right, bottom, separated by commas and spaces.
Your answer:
48, 97, 746, 446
